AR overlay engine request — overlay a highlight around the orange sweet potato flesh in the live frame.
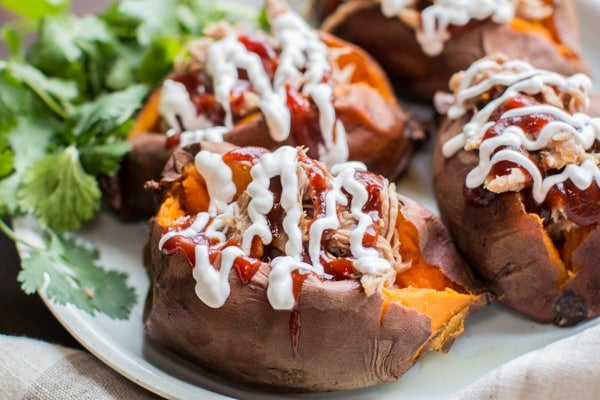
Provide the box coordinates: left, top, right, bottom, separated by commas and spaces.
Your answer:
432, 97, 600, 326
319, 0, 588, 102
144, 143, 489, 391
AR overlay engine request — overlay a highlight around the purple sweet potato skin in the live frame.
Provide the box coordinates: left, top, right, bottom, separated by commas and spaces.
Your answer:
319, 0, 588, 102
432, 98, 600, 326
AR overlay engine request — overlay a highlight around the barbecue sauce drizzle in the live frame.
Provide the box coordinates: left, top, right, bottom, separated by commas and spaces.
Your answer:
443, 57, 600, 227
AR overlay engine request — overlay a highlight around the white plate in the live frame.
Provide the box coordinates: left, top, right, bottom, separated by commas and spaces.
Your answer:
14, 1, 600, 399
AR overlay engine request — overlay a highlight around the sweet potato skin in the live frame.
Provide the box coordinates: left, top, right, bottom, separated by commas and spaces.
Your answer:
145, 223, 429, 391
432, 99, 600, 326
100, 133, 174, 220
319, 0, 588, 102
142, 144, 488, 391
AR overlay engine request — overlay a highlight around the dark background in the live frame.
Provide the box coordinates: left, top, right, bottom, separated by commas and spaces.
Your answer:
0, 1, 111, 349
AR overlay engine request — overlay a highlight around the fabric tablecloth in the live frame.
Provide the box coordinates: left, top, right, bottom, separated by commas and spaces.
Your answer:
2, 325, 600, 400
0, 335, 159, 400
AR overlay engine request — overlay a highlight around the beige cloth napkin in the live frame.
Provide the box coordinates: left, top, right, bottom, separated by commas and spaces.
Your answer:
455, 323, 600, 400
3, 325, 600, 399
0, 335, 160, 400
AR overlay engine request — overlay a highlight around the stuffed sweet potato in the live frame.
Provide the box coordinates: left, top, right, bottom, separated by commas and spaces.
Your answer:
144, 143, 489, 391
433, 53, 600, 326
318, 0, 588, 101
105, 0, 423, 220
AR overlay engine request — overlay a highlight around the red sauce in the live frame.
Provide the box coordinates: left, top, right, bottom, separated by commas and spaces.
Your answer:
222, 146, 269, 164
325, 257, 354, 280
234, 256, 264, 284
466, 95, 552, 205
286, 84, 324, 159
488, 94, 539, 121
353, 170, 385, 214
161, 216, 205, 264
362, 224, 379, 248
289, 309, 301, 358
467, 95, 600, 227
229, 80, 252, 120
238, 34, 279, 78
165, 131, 181, 148
483, 114, 557, 143
298, 152, 329, 213
172, 73, 225, 126
563, 181, 600, 226
292, 270, 309, 299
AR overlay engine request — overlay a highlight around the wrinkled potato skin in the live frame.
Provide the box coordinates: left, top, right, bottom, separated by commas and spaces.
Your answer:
143, 144, 488, 391
432, 98, 600, 326
319, 0, 588, 102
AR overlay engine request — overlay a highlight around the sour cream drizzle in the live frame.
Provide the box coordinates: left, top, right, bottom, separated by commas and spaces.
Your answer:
380, 0, 515, 56
159, 146, 395, 310
158, 10, 347, 165
442, 57, 600, 203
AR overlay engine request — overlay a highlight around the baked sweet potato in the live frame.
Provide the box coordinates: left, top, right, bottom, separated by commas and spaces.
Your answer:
318, 0, 588, 102
433, 53, 600, 326
107, 0, 423, 220
144, 143, 489, 391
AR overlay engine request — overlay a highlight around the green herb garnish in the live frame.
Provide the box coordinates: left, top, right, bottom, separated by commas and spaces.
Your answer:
0, 0, 240, 318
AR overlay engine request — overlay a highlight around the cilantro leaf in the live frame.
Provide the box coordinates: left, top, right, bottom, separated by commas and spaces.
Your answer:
7, 60, 77, 118
18, 146, 101, 232
18, 230, 136, 319
1, 0, 257, 320
0, 136, 14, 178
258, 7, 270, 31
79, 140, 131, 177
0, 0, 71, 20
0, 116, 55, 217
137, 36, 183, 84
25, 14, 113, 96
1, 21, 24, 57
110, 0, 182, 46
65, 84, 149, 143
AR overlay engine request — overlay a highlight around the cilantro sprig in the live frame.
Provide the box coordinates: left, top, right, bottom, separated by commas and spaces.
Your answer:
0, 0, 237, 318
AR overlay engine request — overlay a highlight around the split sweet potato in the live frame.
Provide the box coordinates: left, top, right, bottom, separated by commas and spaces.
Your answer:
143, 143, 489, 391
106, 0, 423, 220
318, 0, 588, 102
433, 54, 600, 326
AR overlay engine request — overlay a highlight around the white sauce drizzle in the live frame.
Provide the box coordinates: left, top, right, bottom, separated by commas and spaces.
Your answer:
171, 126, 227, 147
193, 245, 245, 308
194, 151, 237, 214
157, 10, 348, 166
159, 146, 396, 310
267, 256, 318, 310
380, 0, 515, 56
158, 80, 214, 130
442, 57, 600, 203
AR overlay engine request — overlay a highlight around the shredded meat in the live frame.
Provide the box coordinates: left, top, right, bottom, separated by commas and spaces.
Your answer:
485, 168, 528, 193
